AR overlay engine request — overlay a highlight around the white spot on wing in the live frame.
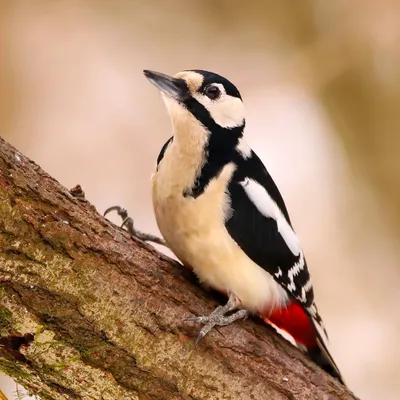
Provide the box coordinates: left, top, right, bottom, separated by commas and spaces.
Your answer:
287, 253, 306, 294
312, 313, 330, 346
287, 253, 305, 281
240, 178, 301, 255
299, 278, 313, 303
308, 304, 318, 318
236, 137, 252, 159
275, 267, 283, 278
308, 303, 329, 338
303, 278, 313, 292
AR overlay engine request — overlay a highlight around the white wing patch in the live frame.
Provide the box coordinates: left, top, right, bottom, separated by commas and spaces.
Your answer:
240, 178, 301, 256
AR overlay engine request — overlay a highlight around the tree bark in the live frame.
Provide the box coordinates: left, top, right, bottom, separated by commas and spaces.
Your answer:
0, 137, 357, 400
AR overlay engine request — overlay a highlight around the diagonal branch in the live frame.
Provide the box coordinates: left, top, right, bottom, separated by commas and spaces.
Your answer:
0, 137, 357, 400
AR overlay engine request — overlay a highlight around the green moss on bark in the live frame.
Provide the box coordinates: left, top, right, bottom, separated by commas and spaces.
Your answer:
0, 306, 12, 333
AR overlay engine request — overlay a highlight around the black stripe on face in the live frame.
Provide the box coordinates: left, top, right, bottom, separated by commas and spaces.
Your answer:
182, 96, 245, 198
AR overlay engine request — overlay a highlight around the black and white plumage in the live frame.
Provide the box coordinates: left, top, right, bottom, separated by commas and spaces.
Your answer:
144, 69, 343, 383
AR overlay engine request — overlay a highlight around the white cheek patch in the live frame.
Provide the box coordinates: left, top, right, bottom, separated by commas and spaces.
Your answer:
240, 178, 301, 256
193, 88, 245, 129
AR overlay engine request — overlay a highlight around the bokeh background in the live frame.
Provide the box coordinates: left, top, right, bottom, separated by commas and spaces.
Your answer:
1, 1, 400, 399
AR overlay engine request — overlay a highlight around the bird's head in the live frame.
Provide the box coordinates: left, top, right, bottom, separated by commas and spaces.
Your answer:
144, 69, 245, 131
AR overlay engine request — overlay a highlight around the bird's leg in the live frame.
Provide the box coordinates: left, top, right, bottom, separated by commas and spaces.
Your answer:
104, 206, 168, 247
185, 292, 249, 346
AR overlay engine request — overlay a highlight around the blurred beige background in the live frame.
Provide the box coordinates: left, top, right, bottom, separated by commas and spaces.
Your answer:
1, 1, 400, 399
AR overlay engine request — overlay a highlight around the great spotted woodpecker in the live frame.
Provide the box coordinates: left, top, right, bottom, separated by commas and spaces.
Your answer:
107, 69, 344, 384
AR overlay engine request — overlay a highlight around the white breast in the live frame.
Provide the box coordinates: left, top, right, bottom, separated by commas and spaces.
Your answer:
152, 143, 288, 314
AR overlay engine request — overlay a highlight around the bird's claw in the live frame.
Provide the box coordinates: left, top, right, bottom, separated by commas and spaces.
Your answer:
194, 329, 207, 347
185, 317, 204, 323
187, 310, 249, 346
104, 205, 168, 247
184, 304, 225, 324
185, 294, 249, 346
104, 205, 128, 219
121, 216, 133, 230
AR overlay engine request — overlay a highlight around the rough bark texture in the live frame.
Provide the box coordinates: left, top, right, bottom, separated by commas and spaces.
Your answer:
0, 137, 358, 400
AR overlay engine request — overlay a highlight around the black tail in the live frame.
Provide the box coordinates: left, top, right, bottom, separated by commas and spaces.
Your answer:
309, 313, 345, 385
308, 337, 345, 385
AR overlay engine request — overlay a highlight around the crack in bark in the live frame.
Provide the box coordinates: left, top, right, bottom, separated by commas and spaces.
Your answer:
0, 333, 34, 362
3, 248, 47, 266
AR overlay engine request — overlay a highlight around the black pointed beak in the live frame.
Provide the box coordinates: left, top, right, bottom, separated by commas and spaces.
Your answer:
143, 70, 189, 101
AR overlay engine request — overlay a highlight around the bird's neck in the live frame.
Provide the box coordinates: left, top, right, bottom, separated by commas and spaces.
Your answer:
172, 119, 244, 198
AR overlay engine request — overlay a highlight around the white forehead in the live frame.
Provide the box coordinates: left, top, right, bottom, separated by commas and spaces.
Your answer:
174, 71, 204, 92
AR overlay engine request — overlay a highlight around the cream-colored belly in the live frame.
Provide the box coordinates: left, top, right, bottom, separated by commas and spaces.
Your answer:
152, 163, 287, 313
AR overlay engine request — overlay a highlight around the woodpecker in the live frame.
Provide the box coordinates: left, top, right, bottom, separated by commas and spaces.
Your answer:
142, 69, 344, 383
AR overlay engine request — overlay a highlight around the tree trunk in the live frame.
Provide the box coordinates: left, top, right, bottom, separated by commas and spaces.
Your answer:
0, 137, 357, 400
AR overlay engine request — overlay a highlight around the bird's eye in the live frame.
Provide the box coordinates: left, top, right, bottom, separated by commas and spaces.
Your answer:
204, 85, 221, 100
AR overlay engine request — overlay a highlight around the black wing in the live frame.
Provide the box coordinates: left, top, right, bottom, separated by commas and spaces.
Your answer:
225, 151, 345, 382
226, 150, 314, 308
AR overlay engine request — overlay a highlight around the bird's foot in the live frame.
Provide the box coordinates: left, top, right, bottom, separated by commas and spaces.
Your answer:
185, 292, 249, 346
104, 205, 168, 247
